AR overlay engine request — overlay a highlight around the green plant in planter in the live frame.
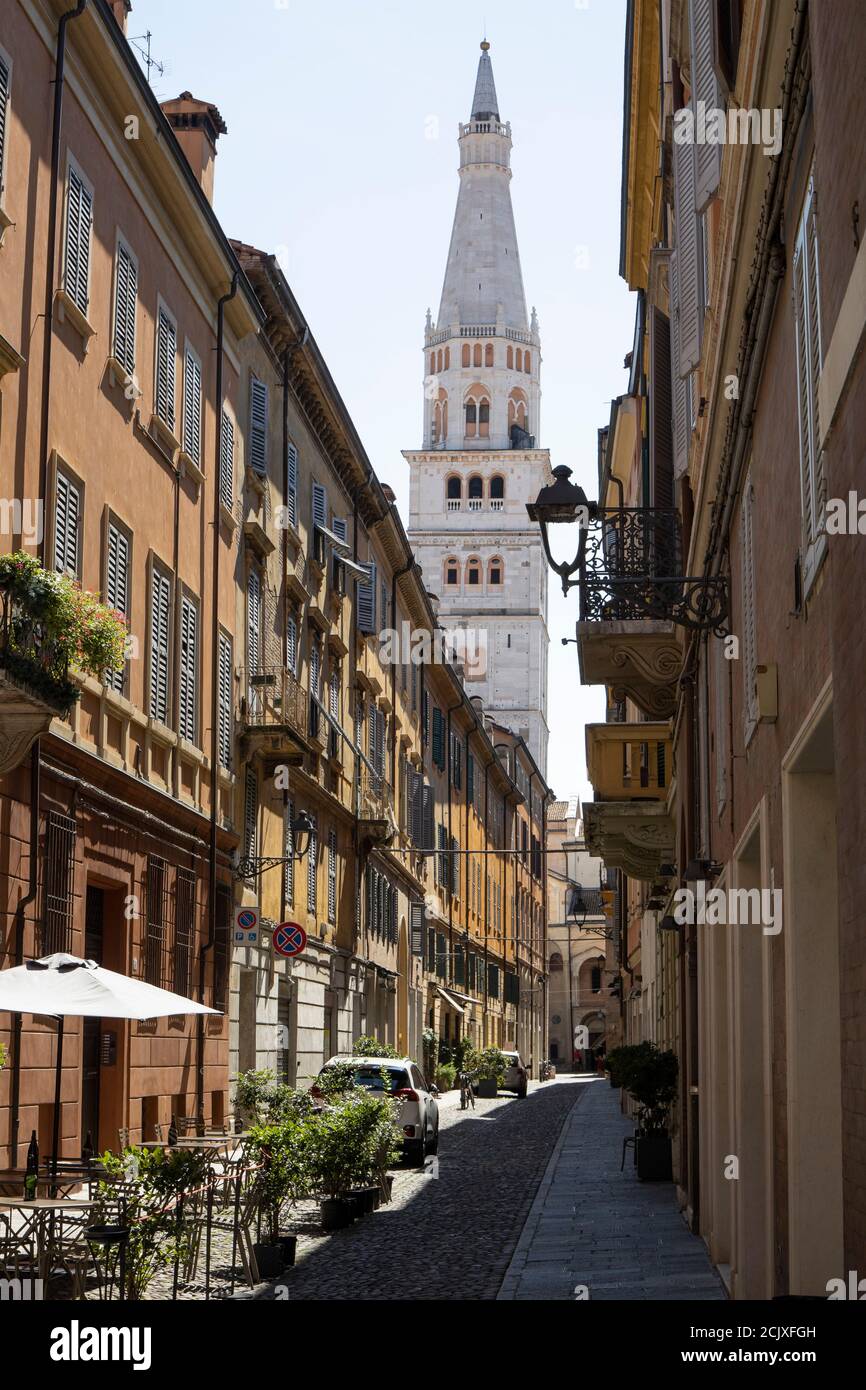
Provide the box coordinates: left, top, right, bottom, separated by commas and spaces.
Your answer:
306, 1090, 400, 1199
246, 1112, 314, 1244
0, 1042, 6, 1071
234, 1068, 278, 1124
466, 1046, 508, 1086
353, 1035, 400, 1058
95, 1146, 209, 1300
434, 1062, 456, 1092
624, 1043, 679, 1137
605, 1044, 635, 1089
316, 1060, 360, 1099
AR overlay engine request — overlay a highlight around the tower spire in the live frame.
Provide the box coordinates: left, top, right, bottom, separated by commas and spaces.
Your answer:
471, 39, 499, 120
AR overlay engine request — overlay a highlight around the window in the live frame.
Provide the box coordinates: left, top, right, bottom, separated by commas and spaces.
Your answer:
450, 730, 462, 789
444, 347, 450, 369
42, 811, 76, 954
179, 600, 200, 750
465, 400, 477, 436
515, 349, 523, 371
473, 343, 482, 367
357, 559, 377, 634
479, 400, 490, 437
218, 631, 232, 770
287, 608, 298, 674
468, 475, 483, 500
444, 556, 460, 587
466, 557, 481, 586
148, 564, 172, 724
307, 818, 318, 915
144, 856, 168, 987
462, 343, 470, 367
488, 556, 503, 587
155, 305, 177, 433
213, 884, 231, 1010
549, 952, 563, 972
286, 442, 298, 529
174, 867, 195, 997
249, 374, 268, 475
741, 474, 758, 738
327, 828, 337, 925
431, 706, 445, 771
54, 469, 81, 578
243, 767, 257, 861
247, 566, 262, 681
0, 52, 10, 206
487, 963, 500, 999
793, 170, 825, 590
328, 667, 340, 759
485, 342, 493, 367
219, 409, 235, 511
183, 346, 203, 467
524, 350, 531, 374
63, 161, 93, 316
112, 239, 137, 377
490, 475, 504, 500
309, 637, 321, 738
446, 475, 462, 505
105, 521, 130, 693
507, 345, 514, 369
591, 964, 602, 993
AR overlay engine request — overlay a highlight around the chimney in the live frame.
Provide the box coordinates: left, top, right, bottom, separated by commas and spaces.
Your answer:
160, 92, 227, 204
109, 0, 131, 32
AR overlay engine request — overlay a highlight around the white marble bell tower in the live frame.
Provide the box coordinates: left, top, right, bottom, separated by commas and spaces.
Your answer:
404, 41, 550, 772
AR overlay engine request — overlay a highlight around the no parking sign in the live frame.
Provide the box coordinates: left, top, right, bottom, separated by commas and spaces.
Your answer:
273, 921, 307, 958
234, 906, 260, 944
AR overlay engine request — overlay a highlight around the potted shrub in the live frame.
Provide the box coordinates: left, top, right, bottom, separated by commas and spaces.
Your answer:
353, 1035, 400, 1058
623, 1043, 679, 1181
94, 1146, 208, 1299
307, 1079, 402, 1229
434, 1062, 456, 1093
467, 1046, 507, 1099
605, 1044, 633, 1090
246, 1097, 314, 1274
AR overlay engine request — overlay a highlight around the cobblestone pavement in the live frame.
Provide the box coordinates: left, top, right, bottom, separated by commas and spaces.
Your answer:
498, 1077, 727, 1301
249, 1076, 582, 1301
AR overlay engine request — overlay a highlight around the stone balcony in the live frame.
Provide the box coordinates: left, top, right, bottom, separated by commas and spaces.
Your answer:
585, 721, 671, 801
239, 666, 310, 765
0, 603, 77, 775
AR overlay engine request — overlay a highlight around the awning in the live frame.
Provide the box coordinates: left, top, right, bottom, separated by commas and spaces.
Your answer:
314, 522, 351, 552
437, 986, 472, 1015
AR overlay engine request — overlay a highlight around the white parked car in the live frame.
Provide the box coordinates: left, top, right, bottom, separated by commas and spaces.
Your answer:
500, 1050, 529, 1098
314, 1056, 440, 1165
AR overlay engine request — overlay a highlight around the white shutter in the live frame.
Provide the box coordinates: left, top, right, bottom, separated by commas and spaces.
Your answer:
218, 632, 232, 770
113, 241, 137, 376
741, 475, 757, 735
105, 522, 129, 693
312, 482, 327, 530
155, 307, 177, 432
357, 560, 377, 633
149, 567, 171, 724
183, 348, 202, 465
327, 829, 337, 924
64, 165, 92, 315
179, 595, 198, 743
307, 819, 318, 914
287, 610, 298, 674
793, 173, 825, 570
689, 0, 723, 212
673, 127, 701, 377
284, 800, 295, 907
249, 376, 268, 475
0, 55, 9, 195
286, 443, 298, 528
54, 472, 80, 577
247, 569, 261, 673
219, 410, 234, 510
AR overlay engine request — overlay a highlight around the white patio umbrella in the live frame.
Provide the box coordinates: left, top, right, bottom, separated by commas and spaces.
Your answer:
0, 953, 220, 1186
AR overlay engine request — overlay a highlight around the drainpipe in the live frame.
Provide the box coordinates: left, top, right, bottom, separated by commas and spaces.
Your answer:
197, 271, 238, 1126
10, 0, 89, 1165
389, 555, 415, 791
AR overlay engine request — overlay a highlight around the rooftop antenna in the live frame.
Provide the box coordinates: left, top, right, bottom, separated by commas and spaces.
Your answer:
130, 30, 165, 86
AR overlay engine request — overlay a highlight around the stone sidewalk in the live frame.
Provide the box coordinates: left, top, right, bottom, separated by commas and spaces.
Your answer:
497, 1076, 726, 1301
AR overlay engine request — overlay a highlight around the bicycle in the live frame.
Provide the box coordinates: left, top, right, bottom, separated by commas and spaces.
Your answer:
458, 1070, 475, 1110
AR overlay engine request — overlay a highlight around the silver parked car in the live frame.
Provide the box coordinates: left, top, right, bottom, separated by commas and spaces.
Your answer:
500, 1050, 529, 1098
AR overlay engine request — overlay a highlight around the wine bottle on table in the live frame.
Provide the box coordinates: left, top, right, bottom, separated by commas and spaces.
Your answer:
24, 1130, 39, 1199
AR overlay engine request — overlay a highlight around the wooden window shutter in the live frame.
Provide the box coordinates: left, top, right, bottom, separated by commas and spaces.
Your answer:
64, 165, 93, 315
149, 567, 171, 723
451, 836, 460, 898
249, 375, 268, 474
327, 829, 337, 924
673, 129, 701, 376
155, 307, 177, 431
649, 305, 674, 509
105, 523, 129, 693
0, 56, 9, 192
793, 173, 824, 571
357, 559, 377, 633
54, 471, 80, 578
219, 410, 235, 510
422, 782, 434, 851
689, 0, 723, 212
286, 443, 298, 528
247, 568, 261, 673
284, 801, 295, 907
741, 475, 758, 733
183, 348, 202, 465
218, 632, 232, 770
312, 482, 327, 530
410, 901, 425, 956
179, 595, 198, 743
307, 820, 318, 914
244, 767, 257, 860
287, 610, 298, 674
113, 240, 137, 376
669, 251, 691, 478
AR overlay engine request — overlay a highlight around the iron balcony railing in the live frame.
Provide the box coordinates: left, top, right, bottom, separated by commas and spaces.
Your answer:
241, 665, 308, 740
0, 588, 77, 713
579, 507, 728, 634
357, 761, 394, 825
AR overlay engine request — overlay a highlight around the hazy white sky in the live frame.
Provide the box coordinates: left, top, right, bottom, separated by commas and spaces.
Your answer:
135, 0, 635, 804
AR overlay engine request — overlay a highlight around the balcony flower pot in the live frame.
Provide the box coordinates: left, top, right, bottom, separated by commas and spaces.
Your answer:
320, 1196, 353, 1232
636, 1134, 673, 1182
252, 1241, 286, 1278
475, 1078, 497, 1099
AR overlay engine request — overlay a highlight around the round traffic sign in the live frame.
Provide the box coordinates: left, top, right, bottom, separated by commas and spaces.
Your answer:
236, 909, 258, 931
273, 921, 307, 958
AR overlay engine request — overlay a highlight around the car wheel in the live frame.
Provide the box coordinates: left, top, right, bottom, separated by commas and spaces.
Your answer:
410, 1132, 426, 1167
427, 1123, 439, 1156
517, 1087, 527, 1099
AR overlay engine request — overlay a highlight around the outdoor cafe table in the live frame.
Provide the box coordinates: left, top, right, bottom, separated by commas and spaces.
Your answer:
0, 1194, 99, 1279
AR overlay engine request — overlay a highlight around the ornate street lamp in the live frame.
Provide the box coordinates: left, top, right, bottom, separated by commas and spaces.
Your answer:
234, 809, 315, 883
525, 466, 594, 595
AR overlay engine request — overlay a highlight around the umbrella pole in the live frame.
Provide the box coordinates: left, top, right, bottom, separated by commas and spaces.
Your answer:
50, 1015, 64, 1197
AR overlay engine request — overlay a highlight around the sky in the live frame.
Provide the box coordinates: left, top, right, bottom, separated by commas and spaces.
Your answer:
134, 0, 636, 805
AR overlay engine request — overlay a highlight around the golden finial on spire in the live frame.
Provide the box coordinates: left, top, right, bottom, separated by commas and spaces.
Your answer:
480, 39, 490, 51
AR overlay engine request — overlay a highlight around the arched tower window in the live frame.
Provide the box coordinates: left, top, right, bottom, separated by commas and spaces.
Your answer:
508, 388, 528, 435
437, 349, 443, 373
429, 352, 435, 374
479, 399, 490, 437
524, 349, 531, 374
549, 952, 564, 972
473, 343, 482, 368
489, 474, 504, 500
468, 476, 483, 509
446, 475, 462, 505
507, 345, 514, 369
462, 343, 470, 368
444, 347, 450, 370
488, 555, 503, 587
485, 342, 494, 367
465, 400, 477, 437
515, 349, 523, 372
466, 557, 481, 586
444, 556, 460, 588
